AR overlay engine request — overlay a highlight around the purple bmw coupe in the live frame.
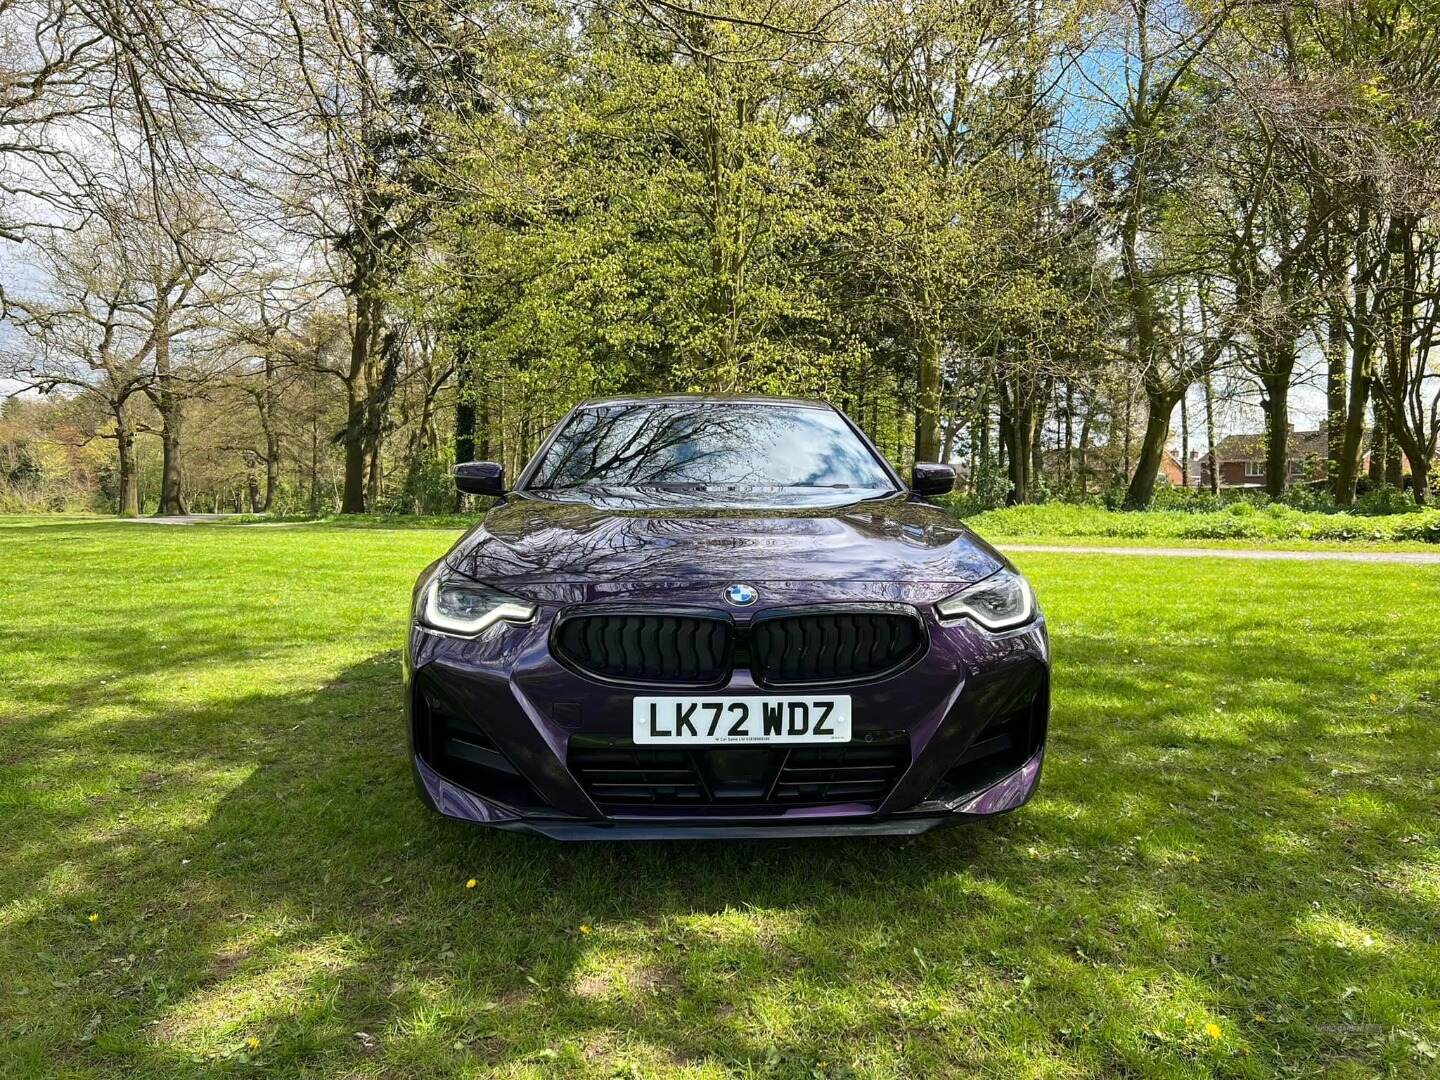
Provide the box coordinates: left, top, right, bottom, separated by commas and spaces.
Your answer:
405, 395, 1048, 839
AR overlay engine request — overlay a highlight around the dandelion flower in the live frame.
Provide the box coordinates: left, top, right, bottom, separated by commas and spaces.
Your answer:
1204, 1022, 1222, 1040
579, 924, 592, 935
245, 1037, 261, 1051
87, 913, 99, 923
465, 878, 477, 889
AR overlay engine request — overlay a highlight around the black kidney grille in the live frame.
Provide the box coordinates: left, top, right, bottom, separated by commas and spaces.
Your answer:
554, 613, 730, 683
752, 612, 923, 685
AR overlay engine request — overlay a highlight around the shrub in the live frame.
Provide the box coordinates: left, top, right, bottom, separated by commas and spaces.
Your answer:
1352, 484, 1421, 516
956, 501, 1440, 544
1148, 487, 1225, 513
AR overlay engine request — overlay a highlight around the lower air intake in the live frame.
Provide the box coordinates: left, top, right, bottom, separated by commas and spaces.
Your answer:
569, 738, 909, 808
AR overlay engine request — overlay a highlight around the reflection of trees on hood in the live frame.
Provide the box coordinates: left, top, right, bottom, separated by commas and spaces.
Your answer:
456, 494, 984, 584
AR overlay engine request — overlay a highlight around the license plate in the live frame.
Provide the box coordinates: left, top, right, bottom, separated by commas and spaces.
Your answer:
633, 695, 851, 745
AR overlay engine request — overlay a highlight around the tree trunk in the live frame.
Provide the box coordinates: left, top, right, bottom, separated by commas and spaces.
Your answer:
1369, 397, 1386, 485
1384, 423, 1403, 488
1203, 372, 1219, 495
150, 296, 187, 517
455, 346, 476, 465
1411, 456, 1430, 506
1336, 213, 1375, 506
259, 353, 280, 513
115, 402, 140, 517
363, 321, 394, 510
341, 378, 367, 514
914, 326, 942, 461
1333, 367, 1371, 505
367, 426, 383, 508
940, 414, 956, 465
1260, 368, 1291, 498
1062, 382, 1075, 492
340, 292, 377, 514
1179, 392, 1189, 487
1335, 348, 1373, 505
997, 407, 1012, 500
1123, 388, 1181, 508
1122, 385, 1134, 480
156, 404, 186, 516
1325, 301, 1347, 486
1029, 397, 1044, 500
973, 388, 990, 495
998, 384, 1033, 504
246, 454, 261, 513
263, 429, 280, 512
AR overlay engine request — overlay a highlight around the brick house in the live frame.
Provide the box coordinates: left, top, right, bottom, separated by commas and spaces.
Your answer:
1159, 449, 1187, 487
1202, 428, 1353, 490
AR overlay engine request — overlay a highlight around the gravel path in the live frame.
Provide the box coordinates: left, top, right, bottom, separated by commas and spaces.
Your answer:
113, 514, 239, 525
104, 517, 1440, 563
1000, 543, 1440, 565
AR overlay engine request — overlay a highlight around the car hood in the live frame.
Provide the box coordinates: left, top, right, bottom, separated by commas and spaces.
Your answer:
443, 494, 1005, 590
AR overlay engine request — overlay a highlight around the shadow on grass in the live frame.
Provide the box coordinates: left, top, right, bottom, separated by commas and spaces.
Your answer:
3, 626, 1439, 1078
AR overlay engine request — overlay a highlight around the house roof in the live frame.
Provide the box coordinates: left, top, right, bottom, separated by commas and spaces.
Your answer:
1212, 429, 1331, 462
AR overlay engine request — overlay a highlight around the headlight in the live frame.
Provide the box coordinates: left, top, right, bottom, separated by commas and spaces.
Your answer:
935, 569, 1036, 631
417, 575, 536, 637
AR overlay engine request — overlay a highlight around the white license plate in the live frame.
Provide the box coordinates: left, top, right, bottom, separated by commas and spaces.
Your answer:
633, 695, 851, 745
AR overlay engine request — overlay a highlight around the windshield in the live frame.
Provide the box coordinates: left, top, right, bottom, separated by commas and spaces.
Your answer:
522, 401, 898, 507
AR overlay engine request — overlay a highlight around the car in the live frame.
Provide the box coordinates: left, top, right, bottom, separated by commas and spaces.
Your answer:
404, 394, 1048, 839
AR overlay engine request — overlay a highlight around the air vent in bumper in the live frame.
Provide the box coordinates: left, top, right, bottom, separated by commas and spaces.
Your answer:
770, 742, 910, 802
569, 737, 910, 809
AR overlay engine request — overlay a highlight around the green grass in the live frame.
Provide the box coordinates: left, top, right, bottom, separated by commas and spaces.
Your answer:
2, 517, 1438, 1079
960, 503, 1440, 547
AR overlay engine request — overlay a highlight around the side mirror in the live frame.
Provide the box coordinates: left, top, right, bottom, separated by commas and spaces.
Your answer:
911, 462, 955, 498
455, 461, 505, 497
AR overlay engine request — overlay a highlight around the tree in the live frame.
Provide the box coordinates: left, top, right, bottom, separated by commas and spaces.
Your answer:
1090, 0, 1237, 508
278, 0, 433, 512
5, 222, 159, 514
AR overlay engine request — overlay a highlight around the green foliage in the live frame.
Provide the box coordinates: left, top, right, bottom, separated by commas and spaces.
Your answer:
963, 502, 1440, 544
378, 454, 459, 516
393, 0, 1094, 484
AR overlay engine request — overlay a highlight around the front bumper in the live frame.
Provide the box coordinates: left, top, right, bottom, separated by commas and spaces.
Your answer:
404, 592, 1049, 841
411, 748, 1045, 839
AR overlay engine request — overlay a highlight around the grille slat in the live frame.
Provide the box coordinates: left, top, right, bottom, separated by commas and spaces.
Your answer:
770, 742, 909, 803
555, 612, 731, 684
570, 746, 709, 803
555, 609, 923, 687
751, 611, 923, 686
571, 741, 909, 809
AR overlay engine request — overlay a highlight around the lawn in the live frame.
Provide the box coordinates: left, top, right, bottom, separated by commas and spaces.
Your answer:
2, 517, 1438, 1079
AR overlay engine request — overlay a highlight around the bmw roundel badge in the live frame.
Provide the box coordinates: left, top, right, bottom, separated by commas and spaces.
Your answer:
724, 583, 757, 607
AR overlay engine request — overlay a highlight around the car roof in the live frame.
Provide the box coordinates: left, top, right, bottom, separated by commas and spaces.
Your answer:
575, 393, 834, 410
